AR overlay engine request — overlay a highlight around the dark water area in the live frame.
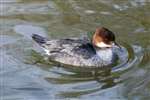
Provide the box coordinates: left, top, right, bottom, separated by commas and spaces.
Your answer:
1, 0, 150, 100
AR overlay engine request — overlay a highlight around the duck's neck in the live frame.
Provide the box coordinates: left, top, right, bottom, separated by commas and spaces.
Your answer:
96, 48, 113, 62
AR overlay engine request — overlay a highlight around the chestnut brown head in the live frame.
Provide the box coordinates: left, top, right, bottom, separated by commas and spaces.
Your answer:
92, 27, 116, 48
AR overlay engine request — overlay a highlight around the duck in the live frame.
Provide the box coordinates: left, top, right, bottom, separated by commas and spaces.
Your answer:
32, 27, 121, 68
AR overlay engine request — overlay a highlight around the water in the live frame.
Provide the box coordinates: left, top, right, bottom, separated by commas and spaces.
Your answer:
1, 0, 150, 100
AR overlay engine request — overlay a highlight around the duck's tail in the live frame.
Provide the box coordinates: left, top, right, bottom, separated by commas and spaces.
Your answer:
32, 34, 47, 45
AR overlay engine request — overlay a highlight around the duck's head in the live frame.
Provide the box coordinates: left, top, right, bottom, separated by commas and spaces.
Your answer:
92, 27, 120, 49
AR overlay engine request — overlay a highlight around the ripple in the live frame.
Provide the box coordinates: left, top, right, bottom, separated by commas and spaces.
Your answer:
0, 35, 17, 46
30, 42, 144, 98
112, 42, 143, 73
84, 10, 95, 14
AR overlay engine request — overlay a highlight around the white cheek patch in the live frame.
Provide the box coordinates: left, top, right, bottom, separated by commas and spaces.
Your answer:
96, 42, 112, 48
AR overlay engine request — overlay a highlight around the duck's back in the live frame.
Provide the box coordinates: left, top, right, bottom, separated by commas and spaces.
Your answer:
32, 34, 98, 67
46, 39, 98, 66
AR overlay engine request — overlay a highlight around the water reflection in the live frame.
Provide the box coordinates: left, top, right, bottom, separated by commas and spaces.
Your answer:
41, 64, 120, 98
26, 40, 142, 99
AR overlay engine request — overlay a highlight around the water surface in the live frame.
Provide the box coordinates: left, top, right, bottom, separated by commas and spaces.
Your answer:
1, 0, 150, 100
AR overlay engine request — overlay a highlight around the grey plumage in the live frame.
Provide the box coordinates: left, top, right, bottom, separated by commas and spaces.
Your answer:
32, 34, 116, 67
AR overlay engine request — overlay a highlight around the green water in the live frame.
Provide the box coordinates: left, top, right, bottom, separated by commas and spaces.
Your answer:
1, 0, 150, 100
